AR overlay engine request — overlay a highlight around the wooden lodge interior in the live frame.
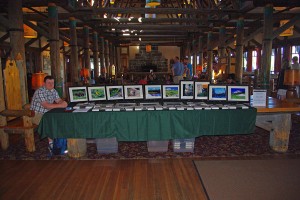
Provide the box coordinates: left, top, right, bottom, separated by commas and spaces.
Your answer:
0, 0, 300, 199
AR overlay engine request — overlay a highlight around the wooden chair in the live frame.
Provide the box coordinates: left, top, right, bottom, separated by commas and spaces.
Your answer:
0, 105, 36, 152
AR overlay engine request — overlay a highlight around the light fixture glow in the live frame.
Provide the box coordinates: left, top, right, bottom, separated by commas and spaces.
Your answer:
138, 17, 143, 23
123, 33, 130, 36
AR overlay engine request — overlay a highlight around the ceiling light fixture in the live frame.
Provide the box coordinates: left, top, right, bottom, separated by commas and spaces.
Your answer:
138, 17, 143, 23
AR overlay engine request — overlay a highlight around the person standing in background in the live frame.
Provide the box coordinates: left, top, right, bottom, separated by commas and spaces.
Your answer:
183, 57, 193, 80
172, 56, 184, 84
291, 56, 300, 69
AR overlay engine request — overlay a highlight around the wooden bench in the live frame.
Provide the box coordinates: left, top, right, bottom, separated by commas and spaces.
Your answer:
0, 108, 36, 152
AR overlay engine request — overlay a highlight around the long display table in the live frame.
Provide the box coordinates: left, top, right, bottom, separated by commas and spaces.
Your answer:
38, 108, 257, 141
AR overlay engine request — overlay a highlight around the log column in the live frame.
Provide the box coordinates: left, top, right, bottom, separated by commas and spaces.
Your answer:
104, 40, 110, 76
219, 25, 227, 78
92, 31, 99, 78
69, 17, 79, 84
256, 47, 262, 70
275, 47, 282, 73
8, 0, 28, 105
261, 4, 273, 90
83, 25, 91, 73
247, 48, 253, 72
198, 35, 203, 74
0, 59, 7, 150
99, 37, 106, 77
207, 31, 213, 82
48, 3, 62, 96
235, 17, 244, 84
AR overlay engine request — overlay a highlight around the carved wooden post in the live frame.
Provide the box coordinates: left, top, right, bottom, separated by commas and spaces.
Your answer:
261, 4, 273, 90
93, 31, 100, 79
207, 31, 213, 82
8, 0, 28, 105
48, 3, 62, 96
0, 59, 8, 150
69, 17, 79, 84
235, 17, 244, 84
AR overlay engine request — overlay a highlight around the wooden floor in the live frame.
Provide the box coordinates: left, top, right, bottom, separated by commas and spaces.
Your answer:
0, 158, 207, 200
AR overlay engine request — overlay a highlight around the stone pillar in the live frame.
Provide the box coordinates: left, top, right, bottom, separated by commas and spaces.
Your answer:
92, 31, 99, 78
235, 17, 244, 84
48, 3, 62, 96
261, 4, 273, 90
69, 17, 79, 84
8, 0, 28, 104
207, 31, 213, 82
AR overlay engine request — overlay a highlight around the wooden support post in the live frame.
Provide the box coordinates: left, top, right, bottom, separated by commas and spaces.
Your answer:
83, 25, 91, 73
198, 35, 203, 75
69, 17, 79, 84
0, 116, 8, 150
235, 17, 244, 84
247, 48, 253, 72
256, 114, 291, 153
261, 4, 273, 91
99, 37, 106, 77
48, 3, 63, 96
8, 0, 28, 105
93, 31, 99, 79
105, 40, 110, 77
219, 26, 227, 78
207, 31, 213, 82
23, 116, 35, 152
67, 138, 87, 158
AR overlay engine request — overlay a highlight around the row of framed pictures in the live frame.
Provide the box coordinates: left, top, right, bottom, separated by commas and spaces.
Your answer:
68, 81, 250, 103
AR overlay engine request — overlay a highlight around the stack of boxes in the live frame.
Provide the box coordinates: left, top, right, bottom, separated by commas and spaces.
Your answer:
96, 137, 118, 153
147, 140, 169, 152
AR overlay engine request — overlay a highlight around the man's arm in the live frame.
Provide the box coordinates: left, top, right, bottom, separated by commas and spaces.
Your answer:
41, 98, 68, 110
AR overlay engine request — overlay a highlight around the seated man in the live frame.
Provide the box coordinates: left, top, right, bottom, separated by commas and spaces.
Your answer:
30, 75, 68, 126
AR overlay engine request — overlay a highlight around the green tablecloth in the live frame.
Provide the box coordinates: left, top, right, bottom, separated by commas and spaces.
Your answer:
38, 108, 257, 141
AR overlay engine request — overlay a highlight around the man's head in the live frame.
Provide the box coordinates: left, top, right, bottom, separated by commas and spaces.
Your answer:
183, 57, 189, 64
174, 56, 179, 62
43, 75, 55, 90
292, 56, 299, 64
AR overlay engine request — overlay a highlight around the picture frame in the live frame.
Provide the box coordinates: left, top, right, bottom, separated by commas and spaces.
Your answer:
194, 81, 210, 100
121, 47, 128, 55
87, 86, 106, 101
145, 85, 162, 99
162, 85, 180, 99
106, 85, 124, 100
124, 85, 144, 100
227, 85, 250, 102
208, 85, 227, 101
180, 80, 194, 99
68, 86, 88, 102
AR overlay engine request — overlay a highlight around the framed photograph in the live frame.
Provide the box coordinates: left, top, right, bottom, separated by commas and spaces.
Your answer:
106, 85, 124, 100
145, 85, 162, 99
208, 85, 227, 101
87, 86, 106, 101
162, 85, 180, 99
68, 87, 88, 102
121, 47, 128, 55
227, 85, 250, 102
124, 85, 144, 100
180, 80, 194, 99
194, 81, 210, 100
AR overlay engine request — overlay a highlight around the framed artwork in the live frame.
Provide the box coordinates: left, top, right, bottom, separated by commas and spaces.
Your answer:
162, 85, 180, 99
43, 55, 51, 70
121, 47, 128, 55
87, 86, 106, 101
208, 85, 227, 101
194, 81, 210, 100
227, 85, 250, 102
124, 85, 144, 100
180, 80, 194, 99
145, 85, 162, 99
106, 85, 124, 100
68, 87, 88, 102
